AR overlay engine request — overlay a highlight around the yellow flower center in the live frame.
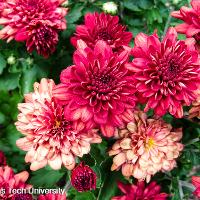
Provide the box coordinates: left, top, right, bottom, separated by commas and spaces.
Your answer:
146, 138, 155, 150
54, 120, 61, 128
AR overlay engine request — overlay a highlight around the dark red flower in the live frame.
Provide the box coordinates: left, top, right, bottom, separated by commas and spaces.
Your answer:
127, 27, 200, 118
112, 181, 168, 200
53, 40, 136, 137
25, 20, 59, 58
0, 151, 6, 166
71, 12, 132, 52
71, 162, 97, 192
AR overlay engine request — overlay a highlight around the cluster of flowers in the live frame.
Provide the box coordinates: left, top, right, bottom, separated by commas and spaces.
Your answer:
0, 0, 68, 58
1, 0, 200, 199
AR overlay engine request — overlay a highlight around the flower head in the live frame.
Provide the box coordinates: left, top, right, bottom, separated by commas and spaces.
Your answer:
25, 20, 59, 58
0, 166, 31, 200
71, 162, 97, 192
53, 40, 136, 137
192, 176, 200, 198
0, 151, 6, 166
171, 0, 200, 51
38, 194, 66, 200
70, 12, 132, 52
127, 28, 200, 118
109, 110, 183, 182
0, 0, 67, 57
112, 181, 168, 200
15, 78, 102, 171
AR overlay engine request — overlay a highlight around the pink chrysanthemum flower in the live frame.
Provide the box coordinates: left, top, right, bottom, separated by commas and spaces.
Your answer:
38, 193, 67, 200
70, 12, 132, 52
0, 0, 67, 57
71, 162, 97, 192
192, 176, 200, 198
127, 28, 200, 118
112, 181, 168, 200
109, 110, 183, 182
0, 166, 31, 200
53, 40, 137, 137
171, 0, 200, 52
15, 78, 102, 171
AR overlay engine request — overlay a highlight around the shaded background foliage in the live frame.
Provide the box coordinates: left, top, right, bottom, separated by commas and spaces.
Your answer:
0, 0, 199, 199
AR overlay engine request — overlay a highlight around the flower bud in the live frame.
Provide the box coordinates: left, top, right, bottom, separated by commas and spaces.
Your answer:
7, 55, 16, 65
102, 2, 118, 15
71, 162, 97, 192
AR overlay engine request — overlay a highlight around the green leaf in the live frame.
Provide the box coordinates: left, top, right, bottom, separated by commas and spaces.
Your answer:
0, 54, 6, 74
124, 1, 141, 11
30, 168, 65, 188
66, 4, 83, 24
5, 125, 22, 152
97, 158, 123, 200
0, 73, 20, 91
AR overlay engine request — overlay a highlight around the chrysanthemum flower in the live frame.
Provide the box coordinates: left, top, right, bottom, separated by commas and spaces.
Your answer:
0, 166, 31, 199
53, 40, 137, 137
189, 88, 200, 118
112, 181, 168, 200
38, 194, 66, 200
171, 0, 200, 52
71, 162, 97, 192
127, 28, 200, 118
109, 110, 183, 182
0, 0, 67, 57
0, 151, 6, 166
192, 176, 200, 198
15, 78, 102, 171
70, 12, 132, 52
24, 20, 59, 58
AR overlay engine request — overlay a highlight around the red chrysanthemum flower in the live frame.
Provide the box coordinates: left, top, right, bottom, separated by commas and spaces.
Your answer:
25, 20, 59, 58
171, 0, 200, 52
0, 0, 67, 57
38, 193, 67, 200
0, 166, 31, 200
71, 162, 97, 192
71, 12, 132, 52
0, 151, 6, 166
112, 181, 168, 200
15, 78, 102, 171
127, 28, 200, 118
192, 176, 200, 198
53, 40, 137, 137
